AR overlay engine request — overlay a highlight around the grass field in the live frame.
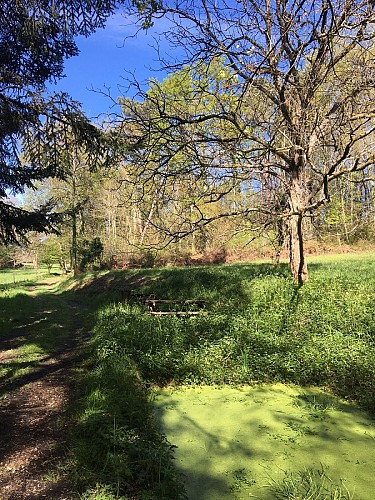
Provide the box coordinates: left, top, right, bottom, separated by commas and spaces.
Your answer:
69, 252, 375, 498
2, 254, 375, 498
0, 265, 59, 287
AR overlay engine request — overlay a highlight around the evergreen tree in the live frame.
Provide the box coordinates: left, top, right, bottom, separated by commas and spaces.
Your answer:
0, 0, 121, 243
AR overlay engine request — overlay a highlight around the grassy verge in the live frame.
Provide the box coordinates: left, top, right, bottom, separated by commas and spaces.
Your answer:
64, 292, 186, 499
69, 354, 185, 499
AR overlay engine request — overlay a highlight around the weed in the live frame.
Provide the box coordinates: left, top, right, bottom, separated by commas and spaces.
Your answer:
286, 421, 317, 437
268, 465, 353, 499
79, 483, 125, 499
91, 264, 375, 409
293, 393, 340, 417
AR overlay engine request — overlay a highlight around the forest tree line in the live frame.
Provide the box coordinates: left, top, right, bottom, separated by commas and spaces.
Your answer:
1, 1, 374, 284
3, 90, 375, 274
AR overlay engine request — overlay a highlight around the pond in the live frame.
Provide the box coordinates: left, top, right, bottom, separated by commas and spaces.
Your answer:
154, 384, 375, 499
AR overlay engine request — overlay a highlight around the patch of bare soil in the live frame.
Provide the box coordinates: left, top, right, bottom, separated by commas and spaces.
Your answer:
0, 280, 82, 499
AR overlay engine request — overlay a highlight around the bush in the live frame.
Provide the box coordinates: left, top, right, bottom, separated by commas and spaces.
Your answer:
79, 238, 104, 271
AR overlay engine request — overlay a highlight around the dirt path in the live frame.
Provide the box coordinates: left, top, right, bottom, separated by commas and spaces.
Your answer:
0, 278, 84, 499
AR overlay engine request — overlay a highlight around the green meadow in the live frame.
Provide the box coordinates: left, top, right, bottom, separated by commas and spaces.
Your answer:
0, 265, 50, 287
71, 252, 375, 498
1, 253, 375, 498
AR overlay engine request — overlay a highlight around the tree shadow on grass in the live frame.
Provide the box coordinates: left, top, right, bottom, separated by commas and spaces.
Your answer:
0, 276, 184, 497
0, 339, 79, 398
67, 262, 292, 311
0, 293, 69, 351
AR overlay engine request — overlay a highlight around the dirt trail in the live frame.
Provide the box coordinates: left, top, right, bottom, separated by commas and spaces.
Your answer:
0, 278, 84, 499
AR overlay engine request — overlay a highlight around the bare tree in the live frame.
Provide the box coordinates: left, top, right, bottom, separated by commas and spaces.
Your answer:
122, 0, 375, 283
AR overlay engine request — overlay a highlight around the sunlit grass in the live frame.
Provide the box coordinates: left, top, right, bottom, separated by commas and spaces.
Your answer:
3, 253, 372, 498
0, 265, 57, 287
75, 252, 375, 498
91, 254, 375, 410
307, 250, 375, 264
0, 272, 74, 390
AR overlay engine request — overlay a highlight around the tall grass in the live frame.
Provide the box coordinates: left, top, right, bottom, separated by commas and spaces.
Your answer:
70, 355, 185, 499
92, 256, 375, 410
73, 253, 375, 497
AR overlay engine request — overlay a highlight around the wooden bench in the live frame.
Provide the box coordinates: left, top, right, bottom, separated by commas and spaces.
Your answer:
119, 290, 207, 316
145, 299, 207, 316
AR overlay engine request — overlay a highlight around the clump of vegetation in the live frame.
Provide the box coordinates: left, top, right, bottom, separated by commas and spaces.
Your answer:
91, 256, 375, 411
71, 341, 186, 499
79, 237, 104, 272
268, 465, 353, 499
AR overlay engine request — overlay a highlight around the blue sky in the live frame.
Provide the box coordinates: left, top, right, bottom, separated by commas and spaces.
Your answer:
49, 12, 170, 120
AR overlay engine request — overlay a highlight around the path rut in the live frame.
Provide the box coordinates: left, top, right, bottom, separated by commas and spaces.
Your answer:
0, 278, 85, 499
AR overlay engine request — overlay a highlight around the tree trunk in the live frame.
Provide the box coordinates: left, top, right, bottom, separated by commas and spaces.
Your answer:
32, 251, 39, 277
71, 172, 78, 277
288, 174, 308, 285
72, 214, 78, 276
288, 213, 308, 285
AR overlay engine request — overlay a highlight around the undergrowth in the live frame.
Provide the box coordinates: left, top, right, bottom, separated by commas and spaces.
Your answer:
92, 257, 375, 411
71, 333, 186, 499
72, 253, 375, 497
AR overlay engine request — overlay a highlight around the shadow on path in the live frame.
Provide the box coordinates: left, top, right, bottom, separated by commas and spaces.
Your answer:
0, 278, 87, 499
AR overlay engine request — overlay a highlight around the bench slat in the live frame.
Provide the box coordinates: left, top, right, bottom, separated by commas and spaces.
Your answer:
150, 311, 206, 316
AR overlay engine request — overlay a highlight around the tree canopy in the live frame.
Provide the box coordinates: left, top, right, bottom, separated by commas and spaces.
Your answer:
3, 0, 374, 284
0, 0, 121, 244
124, 0, 375, 283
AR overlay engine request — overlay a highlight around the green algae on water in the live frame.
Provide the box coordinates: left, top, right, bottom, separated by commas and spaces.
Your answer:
154, 384, 375, 499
